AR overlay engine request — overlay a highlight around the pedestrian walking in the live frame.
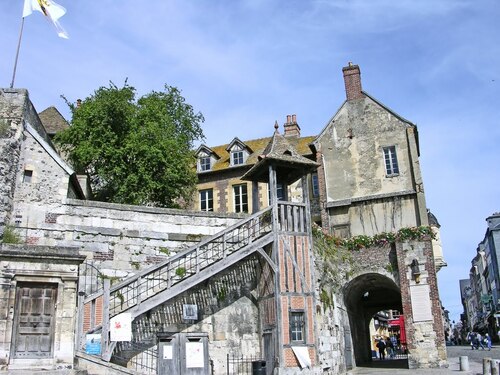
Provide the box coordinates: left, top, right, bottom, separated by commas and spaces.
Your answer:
485, 333, 492, 351
476, 333, 485, 350
467, 332, 475, 350
390, 335, 398, 358
376, 338, 386, 360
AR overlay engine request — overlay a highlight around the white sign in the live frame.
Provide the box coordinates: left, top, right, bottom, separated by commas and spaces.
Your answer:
291, 346, 312, 369
410, 284, 433, 322
186, 342, 204, 368
163, 344, 173, 360
183, 304, 198, 320
110, 313, 132, 341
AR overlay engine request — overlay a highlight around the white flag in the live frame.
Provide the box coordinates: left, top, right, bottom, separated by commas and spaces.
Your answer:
23, 0, 69, 39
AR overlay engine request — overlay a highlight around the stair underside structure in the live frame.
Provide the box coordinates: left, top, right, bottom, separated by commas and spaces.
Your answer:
79, 201, 309, 369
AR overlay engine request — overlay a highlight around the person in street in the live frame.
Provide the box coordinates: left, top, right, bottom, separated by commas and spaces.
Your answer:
485, 333, 492, 351
376, 337, 387, 360
467, 331, 475, 349
386, 336, 394, 358
476, 333, 485, 350
389, 335, 398, 358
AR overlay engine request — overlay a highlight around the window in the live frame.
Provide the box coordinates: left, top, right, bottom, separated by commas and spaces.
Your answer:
23, 169, 33, 183
383, 146, 399, 176
199, 157, 211, 172
311, 173, 319, 197
290, 311, 305, 342
233, 184, 248, 213
268, 183, 285, 204
231, 150, 244, 166
200, 189, 213, 211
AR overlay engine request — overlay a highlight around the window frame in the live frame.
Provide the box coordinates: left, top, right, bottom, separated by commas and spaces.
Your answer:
199, 156, 211, 172
23, 169, 33, 183
289, 310, 306, 343
231, 150, 244, 166
268, 182, 285, 204
383, 146, 399, 177
311, 173, 319, 197
199, 189, 213, 212
233, 183, 248, 213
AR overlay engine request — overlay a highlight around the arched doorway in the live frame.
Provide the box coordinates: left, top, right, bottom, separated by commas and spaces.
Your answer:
343, 272, 408, 369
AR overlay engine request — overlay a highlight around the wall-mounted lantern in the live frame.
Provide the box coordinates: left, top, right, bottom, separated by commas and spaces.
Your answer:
410, 259, 421, 283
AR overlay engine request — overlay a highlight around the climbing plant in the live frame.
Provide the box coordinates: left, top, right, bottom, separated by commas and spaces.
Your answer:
1, 225, 23, 244
312, 224, 435, 293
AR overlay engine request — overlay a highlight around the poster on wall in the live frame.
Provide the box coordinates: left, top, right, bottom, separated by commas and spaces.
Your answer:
85, 334, 101, 355
163, 344, 173, 360
185, 342, 204, 368
410, 284, 433, 322
183, 304, 198, 320
110, 313, 132, 341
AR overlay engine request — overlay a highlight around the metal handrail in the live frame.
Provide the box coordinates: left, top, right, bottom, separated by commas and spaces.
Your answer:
83, 205, 274, 333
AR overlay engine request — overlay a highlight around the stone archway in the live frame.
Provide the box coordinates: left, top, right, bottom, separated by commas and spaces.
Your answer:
343, 272, 406, 367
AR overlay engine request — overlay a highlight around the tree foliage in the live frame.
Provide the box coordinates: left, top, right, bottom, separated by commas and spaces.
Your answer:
56, 82, 204, 207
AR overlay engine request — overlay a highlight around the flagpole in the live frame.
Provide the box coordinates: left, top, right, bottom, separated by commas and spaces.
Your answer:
10, 17, 25, 89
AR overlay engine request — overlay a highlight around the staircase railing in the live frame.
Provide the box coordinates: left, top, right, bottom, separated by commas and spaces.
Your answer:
81, 205, 274, 337
79, 201, 308, 364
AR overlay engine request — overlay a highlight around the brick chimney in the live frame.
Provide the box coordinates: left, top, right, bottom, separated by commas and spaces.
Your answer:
342, 62, 363, 101
283, 114, 301, 138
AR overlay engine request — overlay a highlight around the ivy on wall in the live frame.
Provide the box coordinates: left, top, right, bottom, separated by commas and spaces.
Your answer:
312, 224, 435, 251
312, 224, 436, 306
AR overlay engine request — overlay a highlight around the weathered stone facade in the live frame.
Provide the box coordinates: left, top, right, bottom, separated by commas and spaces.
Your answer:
313, 64, 428, 237
0, 244, 85, 371
0, 73, 447, 374
0, 89, 251, 373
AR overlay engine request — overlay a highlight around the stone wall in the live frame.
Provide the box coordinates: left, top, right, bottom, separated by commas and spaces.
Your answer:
14, 198, 243, 278
0, 244, 85, 370
0, 89, 28, 236
397, 240, 446, 368
314, 95, 429, 235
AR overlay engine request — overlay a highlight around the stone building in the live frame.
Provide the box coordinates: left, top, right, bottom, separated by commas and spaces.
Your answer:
312, 63, 428, 239
192, 116, 321, 221
462, 213, 500, 336
0, 65, 447, 374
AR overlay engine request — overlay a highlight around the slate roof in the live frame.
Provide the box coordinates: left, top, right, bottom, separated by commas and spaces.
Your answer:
241, 127, 319, 183
38, 106, 69, 136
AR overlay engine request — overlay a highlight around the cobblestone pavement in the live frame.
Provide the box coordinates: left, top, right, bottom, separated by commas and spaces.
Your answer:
347, 345, 500, 374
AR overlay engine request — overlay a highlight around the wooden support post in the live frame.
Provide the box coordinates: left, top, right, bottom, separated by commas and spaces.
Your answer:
196, 246, 200, 273
252, 180, 259, 214
75, 288, 85, 351
101, 279, 111, 361
269, 164, 283, 367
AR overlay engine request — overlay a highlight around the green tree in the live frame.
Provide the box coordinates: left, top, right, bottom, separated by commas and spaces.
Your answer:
56, 82, 204, 207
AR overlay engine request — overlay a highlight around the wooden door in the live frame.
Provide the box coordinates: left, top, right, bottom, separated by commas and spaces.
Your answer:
13, 283, 57, 359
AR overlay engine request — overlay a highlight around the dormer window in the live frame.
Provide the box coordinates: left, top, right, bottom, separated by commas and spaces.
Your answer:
195, 145, 219, 173
226, 138, 251, 167
231, 150, 244, 166
200, 156, 211, 171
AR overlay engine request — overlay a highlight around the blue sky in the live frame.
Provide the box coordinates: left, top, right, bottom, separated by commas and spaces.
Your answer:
1, 0, 499, 323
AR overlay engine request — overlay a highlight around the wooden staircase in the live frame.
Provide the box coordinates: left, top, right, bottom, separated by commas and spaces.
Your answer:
78, 201, 308, 369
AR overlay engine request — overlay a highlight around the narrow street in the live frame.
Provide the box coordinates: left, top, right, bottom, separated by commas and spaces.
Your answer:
348, 345, 500, 374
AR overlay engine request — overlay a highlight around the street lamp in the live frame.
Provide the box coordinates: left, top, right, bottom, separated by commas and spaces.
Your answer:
410, 259, 421, 283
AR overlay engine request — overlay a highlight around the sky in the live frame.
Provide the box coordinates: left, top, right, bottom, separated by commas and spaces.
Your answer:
1, 0, 499, 323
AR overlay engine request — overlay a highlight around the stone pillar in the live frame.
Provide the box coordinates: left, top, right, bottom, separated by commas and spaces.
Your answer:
396, 239, 447, 368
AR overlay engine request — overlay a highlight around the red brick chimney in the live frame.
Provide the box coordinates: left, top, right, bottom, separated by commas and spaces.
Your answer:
342, 62, 363, 101
283, 114, 300, 138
